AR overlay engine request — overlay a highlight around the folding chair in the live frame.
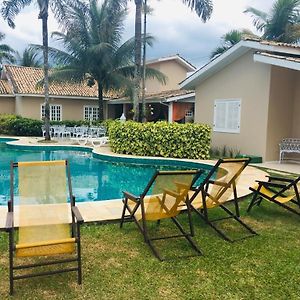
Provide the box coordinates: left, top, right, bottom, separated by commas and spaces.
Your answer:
189, 158, 257, 242
247, 175, 300, 215
120, 170, 203, 261
6, 160, 84, 295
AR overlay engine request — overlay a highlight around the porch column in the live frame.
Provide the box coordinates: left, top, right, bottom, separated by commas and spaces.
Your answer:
168, 102, 173, 123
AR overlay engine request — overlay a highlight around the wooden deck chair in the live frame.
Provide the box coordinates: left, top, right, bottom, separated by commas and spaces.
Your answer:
5, 160, 84, 295
120, 170, 203, 261
247, 175, 300, 215
189, 158, 257, 242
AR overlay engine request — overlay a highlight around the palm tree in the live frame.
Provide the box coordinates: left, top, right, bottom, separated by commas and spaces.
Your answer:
131, 0, 213, 121
210, 29, 256, 59
1, 0, 68, 140
16, 47, 42, 67
37, 0, 165, 121
0, 31, 15, 66
244, 0, 300, 43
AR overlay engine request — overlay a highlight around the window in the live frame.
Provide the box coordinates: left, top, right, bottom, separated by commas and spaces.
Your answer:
84, 106, 99, 121
41, 104, 62, 121
213, 99, 241, 133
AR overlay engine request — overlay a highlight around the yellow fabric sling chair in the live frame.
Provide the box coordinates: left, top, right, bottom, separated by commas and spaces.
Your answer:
189, 158, 257, 242
247, 175, 300, 215
120, 170, 203, 261
5, 160, 84, 295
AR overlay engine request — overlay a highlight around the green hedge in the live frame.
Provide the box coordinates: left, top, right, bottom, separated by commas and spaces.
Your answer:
109, 121, 211, 159
0, 114, 42, 136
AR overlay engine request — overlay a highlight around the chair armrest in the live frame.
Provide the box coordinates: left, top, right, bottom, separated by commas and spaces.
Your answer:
256, 180, 287, 189
72, 206, 84, 224
208, 180, 228, 187
266, 176, 294, 183
5, 212, 13, 232
123, 191, 139, 202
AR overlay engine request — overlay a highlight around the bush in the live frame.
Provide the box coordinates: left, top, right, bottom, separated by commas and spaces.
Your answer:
109, 121, 211, 159
0, 114, 42, 136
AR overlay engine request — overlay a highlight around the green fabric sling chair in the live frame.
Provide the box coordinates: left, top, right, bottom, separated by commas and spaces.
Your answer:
247, 175, 300, 215
5, 160, 84, 295
189, 158, 257, 242
120, 170, 203, 261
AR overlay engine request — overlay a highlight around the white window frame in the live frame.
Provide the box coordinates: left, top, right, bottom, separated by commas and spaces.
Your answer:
213, 99, 241, 133
41, 104, 62, 121
83, 105, 99, 121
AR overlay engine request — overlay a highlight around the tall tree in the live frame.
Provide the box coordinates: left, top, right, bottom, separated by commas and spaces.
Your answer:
35, 0, 165, 121
16, 47, 42, 67
210, 29, 256, 59
1, 0, 68, 140
245, 0, 300, 43
131, 0, 213, 121
0, 31, 15, 66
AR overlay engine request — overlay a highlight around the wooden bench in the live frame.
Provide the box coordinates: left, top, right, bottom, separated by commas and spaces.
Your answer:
279, 138, 300, 162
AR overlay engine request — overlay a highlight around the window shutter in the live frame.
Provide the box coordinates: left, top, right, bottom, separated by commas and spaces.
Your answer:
213, 99, 241, 133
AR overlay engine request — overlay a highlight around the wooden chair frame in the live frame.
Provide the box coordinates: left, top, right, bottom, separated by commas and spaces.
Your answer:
247, 175, 300, 215
6, 160, 84, 295
120, 170, 203, 261
189, 158, 257, 242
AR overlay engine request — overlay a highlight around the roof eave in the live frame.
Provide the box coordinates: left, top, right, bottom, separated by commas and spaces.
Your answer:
253, 53, 300, 71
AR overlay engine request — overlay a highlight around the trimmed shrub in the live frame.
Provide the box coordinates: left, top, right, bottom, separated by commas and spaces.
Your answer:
0, 114, 42, 136
109, 121, 211, 159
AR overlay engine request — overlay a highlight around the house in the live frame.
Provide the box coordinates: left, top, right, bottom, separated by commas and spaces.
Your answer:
0, 65, 105, 121
0, 54, 196, 123
107, 54, 196, 122
180, 38, 300, 161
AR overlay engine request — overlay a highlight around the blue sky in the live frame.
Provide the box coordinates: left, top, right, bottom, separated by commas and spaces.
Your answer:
0, 0, 274, 67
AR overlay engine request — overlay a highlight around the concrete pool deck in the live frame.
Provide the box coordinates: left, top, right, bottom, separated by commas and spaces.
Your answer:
0, 136, 298, 228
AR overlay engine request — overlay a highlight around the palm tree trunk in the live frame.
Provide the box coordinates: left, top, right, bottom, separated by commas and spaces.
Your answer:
141, 0, 147, 123
133, 0, 142, 122
98, 83, 104, 121
41, 11, 51, 140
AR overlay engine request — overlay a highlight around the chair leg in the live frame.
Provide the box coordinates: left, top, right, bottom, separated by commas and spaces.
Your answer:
171, 216, 203, 255
9, 232, 14, 295
247, 191, 261, 212
77, 234, 82, 285
120, 198, 128, 228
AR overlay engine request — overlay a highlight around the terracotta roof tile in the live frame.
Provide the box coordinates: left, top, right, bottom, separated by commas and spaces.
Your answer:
243, 37, 300, 49
256, 51, 300, 63
4, 65, 105, 98
0, 79, 13, 95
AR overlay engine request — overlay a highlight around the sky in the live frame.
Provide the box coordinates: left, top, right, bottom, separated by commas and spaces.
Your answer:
0, 0, 275, 68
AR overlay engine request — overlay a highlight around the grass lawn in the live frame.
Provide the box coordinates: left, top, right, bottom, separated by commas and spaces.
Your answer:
0, 197, 300, 299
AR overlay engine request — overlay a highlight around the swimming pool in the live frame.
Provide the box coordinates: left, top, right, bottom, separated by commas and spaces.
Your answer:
0, 138, 211, 205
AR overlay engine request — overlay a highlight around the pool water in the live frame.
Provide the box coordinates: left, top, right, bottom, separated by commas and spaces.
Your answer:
0, 141, 209, 205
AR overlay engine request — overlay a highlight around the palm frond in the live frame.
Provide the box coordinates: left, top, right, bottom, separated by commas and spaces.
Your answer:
1, 0, 33, 28
182, 0, 213, 22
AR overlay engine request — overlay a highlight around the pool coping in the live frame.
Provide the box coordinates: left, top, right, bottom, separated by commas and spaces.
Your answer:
0, 136, 268, 228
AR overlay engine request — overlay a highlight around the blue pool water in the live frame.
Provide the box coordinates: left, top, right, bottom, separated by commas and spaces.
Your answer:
0, 139, 210, 205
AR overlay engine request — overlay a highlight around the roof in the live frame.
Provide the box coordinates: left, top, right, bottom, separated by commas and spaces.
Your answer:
146, 54, 196, 72
3, 65, 100, 98
180, 38, 300, 89
0, 79, 13, 96
108, 89, 195, 104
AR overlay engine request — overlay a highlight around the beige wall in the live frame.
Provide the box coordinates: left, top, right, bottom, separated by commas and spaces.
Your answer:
194, 50, 272, 160
15, 96, 99, 120
0, 97, 15, 114
146, 60, 189, 93
266, 67, 297, 160
292, 72, 300, 137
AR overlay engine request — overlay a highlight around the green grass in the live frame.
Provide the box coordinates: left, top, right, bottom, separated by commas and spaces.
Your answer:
1, 198, 300, 299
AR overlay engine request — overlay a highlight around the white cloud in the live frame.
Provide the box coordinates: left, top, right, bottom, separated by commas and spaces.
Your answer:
1, 0, 274, 66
